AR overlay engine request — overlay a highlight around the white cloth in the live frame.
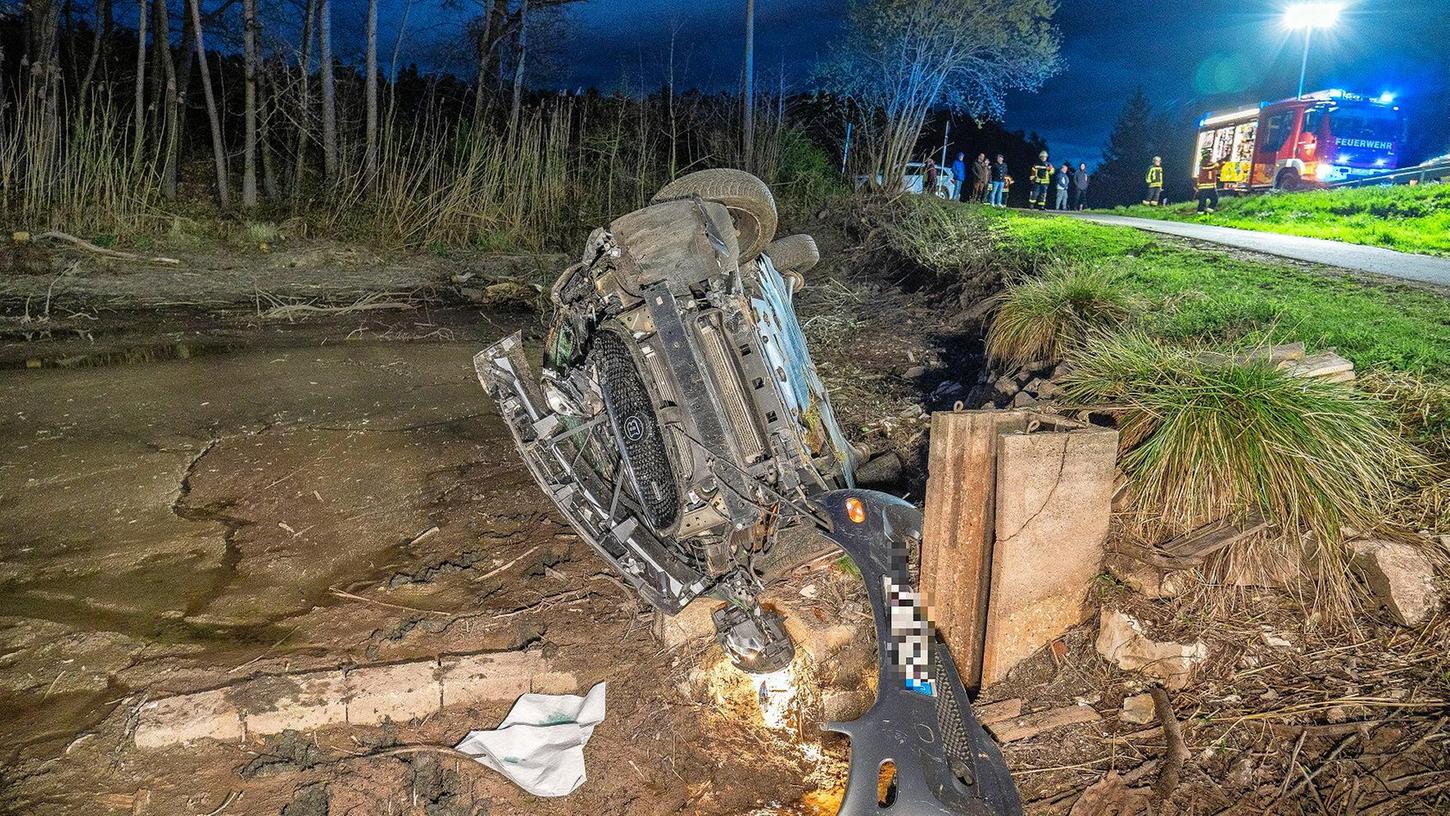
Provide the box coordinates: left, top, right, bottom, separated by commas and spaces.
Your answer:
453, 682, 606, 797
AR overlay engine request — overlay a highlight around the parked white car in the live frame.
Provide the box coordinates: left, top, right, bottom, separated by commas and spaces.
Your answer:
854, 162, 959, 200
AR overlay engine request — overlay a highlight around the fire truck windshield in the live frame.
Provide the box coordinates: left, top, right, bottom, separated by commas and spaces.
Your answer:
1329, 107, 1401, 147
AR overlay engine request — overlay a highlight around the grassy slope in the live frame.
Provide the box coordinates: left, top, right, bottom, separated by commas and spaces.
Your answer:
1100, 183, 1450, 257
990, 211, 1450, 375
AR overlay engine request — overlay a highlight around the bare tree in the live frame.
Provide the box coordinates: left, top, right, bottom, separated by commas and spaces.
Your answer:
78, 0, 111, 96
188, 0, 230, 206
154, 0, 179, 197
823, 0, 1061, 191
319, 0, 337, 180
364, 0, 378, 181
471, 0, 509, 122
130, 0, 147, 166
291, 0, 317, 197
741, 0, 753, 167
508, 0, 528, 131
241, 0, 258, 206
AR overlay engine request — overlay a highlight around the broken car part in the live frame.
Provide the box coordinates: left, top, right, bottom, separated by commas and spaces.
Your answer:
475, 170, 1021, 813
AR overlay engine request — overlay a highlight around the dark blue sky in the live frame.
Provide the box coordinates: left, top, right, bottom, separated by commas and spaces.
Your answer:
372, 0, 1448, 165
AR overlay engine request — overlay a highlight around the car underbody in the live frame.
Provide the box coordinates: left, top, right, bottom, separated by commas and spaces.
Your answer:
475, 169, 1022, 814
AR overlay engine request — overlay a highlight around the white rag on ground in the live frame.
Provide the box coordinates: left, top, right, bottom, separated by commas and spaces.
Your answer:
453, 681, 607, 797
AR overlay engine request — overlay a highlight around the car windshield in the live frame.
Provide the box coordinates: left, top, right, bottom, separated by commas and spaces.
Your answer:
1330, 107, 1401, 144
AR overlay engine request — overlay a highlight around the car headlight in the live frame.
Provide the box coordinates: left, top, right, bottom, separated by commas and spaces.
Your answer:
1315, 163, 1338, 181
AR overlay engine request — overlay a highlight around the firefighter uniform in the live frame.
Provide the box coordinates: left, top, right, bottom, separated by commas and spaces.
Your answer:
1144, 163, 1164, 205
1030, 161, 1055, 210
1197, 160, 1220, 214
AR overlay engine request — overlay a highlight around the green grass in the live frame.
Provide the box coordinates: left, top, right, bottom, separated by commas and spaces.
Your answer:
999, 212, 1450, 376
985, 265, 1139, 366
1102, 184, 1450, 257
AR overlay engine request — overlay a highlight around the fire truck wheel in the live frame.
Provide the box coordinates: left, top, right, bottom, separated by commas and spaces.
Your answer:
1275, 169, 1304, 192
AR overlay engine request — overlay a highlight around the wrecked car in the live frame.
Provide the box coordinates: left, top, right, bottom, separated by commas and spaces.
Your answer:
475, 169, 1021, 815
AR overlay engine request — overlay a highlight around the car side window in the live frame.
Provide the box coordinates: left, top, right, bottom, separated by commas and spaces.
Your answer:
1261, 111, 1295, 152
1303, 109, 1323, 136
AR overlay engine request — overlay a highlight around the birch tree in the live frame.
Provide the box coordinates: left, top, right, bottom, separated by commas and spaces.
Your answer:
291, 0, 317, 197
130, 0, 147, 166
508, 0, 528, 132
154, 0, 179, 197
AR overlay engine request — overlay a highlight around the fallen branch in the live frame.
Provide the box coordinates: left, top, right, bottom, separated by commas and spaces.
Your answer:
33, 230, 180, 265
1150, 686, 1189, 803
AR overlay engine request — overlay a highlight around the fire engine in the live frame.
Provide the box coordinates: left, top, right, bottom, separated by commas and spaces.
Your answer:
1194, 90, 1406, 192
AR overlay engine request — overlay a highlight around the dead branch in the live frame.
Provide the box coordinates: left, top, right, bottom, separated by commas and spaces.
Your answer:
1150, 685, 1189, 802
33, 231, 181, 265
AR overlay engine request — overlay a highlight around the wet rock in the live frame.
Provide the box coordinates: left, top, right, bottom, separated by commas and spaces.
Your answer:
1119, 693, 1155, 725
1095, 609, 1207, 691
1350, 539, 1440, 626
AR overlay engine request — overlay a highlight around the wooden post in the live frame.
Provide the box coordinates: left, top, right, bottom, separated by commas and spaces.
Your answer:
920, 411, 1023, 688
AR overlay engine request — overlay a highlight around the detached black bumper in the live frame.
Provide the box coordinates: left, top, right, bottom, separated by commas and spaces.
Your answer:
814, 490, 1022, 816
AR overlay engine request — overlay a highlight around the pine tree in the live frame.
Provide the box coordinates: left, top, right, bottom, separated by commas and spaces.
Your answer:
1090, 87, 1154, 207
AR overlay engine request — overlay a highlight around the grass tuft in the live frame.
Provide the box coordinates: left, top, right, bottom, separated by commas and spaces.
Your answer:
985, 265, 1137, 365
1061, 331, 1424, 606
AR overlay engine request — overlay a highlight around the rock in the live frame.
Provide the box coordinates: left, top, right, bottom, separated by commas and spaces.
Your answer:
822, 689, 874, 722
1011, 391, 1037, 409
652, 599, 720, 650
1095, 609, 1207, 691
1035, 379, 1059, 400
854, 451, 903, 487
1120, 693, 1155, 725
1350, 540, 1439, 626
929, 381, 965, 404
1023, 378, 1045, 395
904, 366, 927, 379
1261, 631, 1295, 649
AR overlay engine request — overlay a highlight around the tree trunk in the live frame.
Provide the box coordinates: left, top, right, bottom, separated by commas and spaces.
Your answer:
241, 0, 257, 207
290, 0, 317, 198
508, 0, 527, 132
470, 0, 499, 123
130, 0, 147, 168
78, 0, 110, 97
364, 0, 378, 183
154, 0, 178, 197
258, 66, 279, 199
319, 0, 337, 181
742, 0, 754, 168
187, 0, 230, 207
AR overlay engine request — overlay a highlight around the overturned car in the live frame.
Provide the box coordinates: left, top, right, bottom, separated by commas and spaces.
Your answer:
475, 169, 1021, 815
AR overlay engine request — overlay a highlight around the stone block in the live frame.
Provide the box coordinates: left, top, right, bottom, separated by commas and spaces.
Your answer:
133, 688, 243, 748
238, 671, 350, 737
438, 651, 576, 710
346, 660, 442, 726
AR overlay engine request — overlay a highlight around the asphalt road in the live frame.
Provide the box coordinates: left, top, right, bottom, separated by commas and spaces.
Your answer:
1063, 212, 1450, 289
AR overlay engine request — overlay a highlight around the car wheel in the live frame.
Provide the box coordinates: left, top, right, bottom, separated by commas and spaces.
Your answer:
651, 169, 778, 263
1275, 169, 1303, 192
764, 234, 820, 276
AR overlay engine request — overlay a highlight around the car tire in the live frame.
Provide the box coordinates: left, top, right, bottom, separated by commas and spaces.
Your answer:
764, 234, 820, 276
652, 169, 778, 262
1275, 169, 1303, 192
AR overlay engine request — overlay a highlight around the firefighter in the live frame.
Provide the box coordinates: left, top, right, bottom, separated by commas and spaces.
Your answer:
1030, 151, 1054, 210
1143, 156, 1164, 206
1197, 156, 1221, 215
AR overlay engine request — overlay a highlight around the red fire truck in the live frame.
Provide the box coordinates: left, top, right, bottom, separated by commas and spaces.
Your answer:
1193, 90, 1406, 192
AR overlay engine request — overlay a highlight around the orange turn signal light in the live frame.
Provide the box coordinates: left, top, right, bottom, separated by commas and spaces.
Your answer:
845, 497, 866, 524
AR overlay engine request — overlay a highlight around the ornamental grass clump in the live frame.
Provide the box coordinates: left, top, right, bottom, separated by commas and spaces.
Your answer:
1061, 332, 1423, 604
985, 265, 1137, 366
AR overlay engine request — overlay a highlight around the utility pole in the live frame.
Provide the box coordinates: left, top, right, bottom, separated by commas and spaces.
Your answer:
742, 0, 754, 168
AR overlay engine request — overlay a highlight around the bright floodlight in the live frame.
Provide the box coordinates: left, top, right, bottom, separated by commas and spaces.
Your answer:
1283, 2, 1344, 30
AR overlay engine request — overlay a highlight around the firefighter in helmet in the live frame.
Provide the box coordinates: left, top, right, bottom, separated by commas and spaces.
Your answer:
1196, 154, 1221, 215
1030, 151, 1054, 210
1143, 156, 1165, 206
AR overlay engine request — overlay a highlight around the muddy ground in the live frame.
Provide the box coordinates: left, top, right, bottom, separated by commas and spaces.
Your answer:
2, 229, 1447, 815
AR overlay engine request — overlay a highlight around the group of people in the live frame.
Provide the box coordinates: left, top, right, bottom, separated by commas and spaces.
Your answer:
927, 151, 1092, 210
1145, 154, 1223, 215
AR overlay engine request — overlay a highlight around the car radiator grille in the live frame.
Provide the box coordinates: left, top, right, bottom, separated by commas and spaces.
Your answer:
591, 331, 680, 532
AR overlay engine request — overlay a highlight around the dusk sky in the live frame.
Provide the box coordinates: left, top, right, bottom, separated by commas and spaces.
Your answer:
356, 0, 1448, 167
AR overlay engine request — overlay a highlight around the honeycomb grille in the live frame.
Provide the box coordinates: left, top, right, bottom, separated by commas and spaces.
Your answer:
590, 331, 680, 531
